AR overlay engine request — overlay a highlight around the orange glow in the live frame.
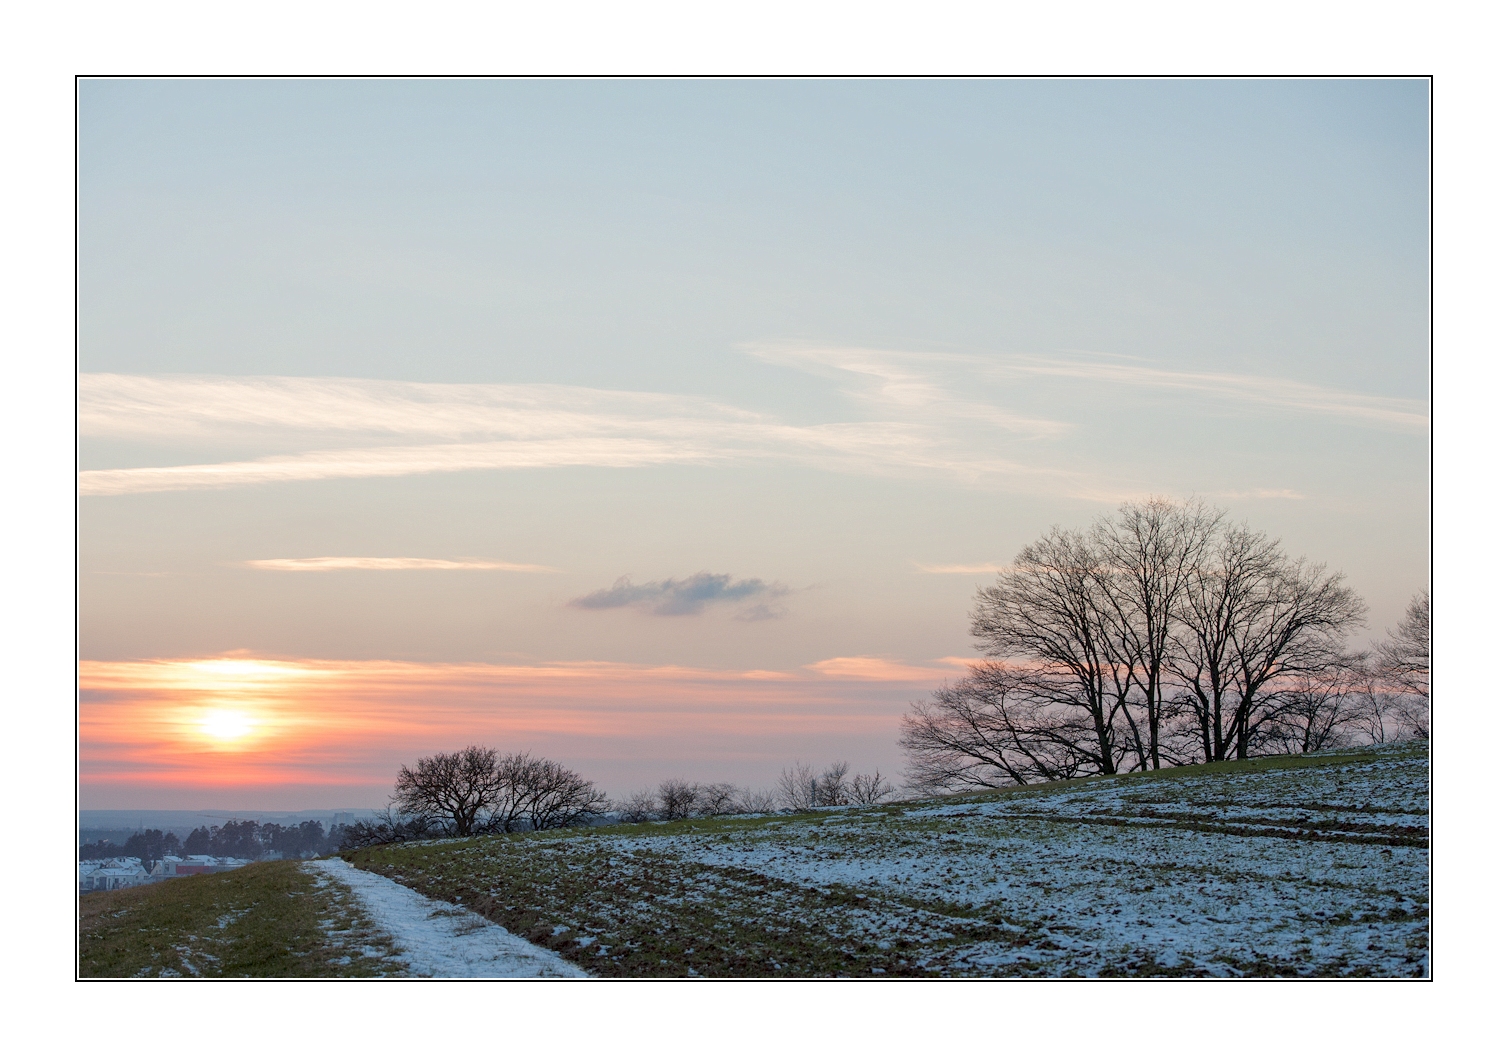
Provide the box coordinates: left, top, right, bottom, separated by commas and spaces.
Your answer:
803, 656, 959, 682
198, 708, 256, 743
79, 654, 946, 806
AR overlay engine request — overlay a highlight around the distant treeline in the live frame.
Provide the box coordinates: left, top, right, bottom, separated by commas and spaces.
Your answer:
79, 819, 351, 868
339, 750, 901, 850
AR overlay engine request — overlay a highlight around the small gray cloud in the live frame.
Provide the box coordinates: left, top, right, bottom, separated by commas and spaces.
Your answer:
569, 573, 786, 617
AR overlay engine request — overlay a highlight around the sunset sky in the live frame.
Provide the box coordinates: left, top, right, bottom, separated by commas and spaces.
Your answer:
77, 78, 1430, 809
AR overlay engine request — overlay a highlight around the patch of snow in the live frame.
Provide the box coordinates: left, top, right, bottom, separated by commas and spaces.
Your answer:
305, 858, 588, 979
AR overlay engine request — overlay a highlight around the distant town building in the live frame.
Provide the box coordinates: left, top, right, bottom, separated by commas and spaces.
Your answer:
79, 858, 150, 892
150, 854, 251, 878
80, 854, 250, 893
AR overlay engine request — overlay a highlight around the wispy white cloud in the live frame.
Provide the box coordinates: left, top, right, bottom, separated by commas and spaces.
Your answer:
77, 373, 1103, 498
79, 438, 707, 496
990, 355, 1429, 433
79, 348, 1397, 501
79, 374, 745, 440
742, 344, 1072, 437
749, 344, 1427, 434
243, 557, 557, 572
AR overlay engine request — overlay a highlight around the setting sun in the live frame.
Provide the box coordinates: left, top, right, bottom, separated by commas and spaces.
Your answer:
200, 708, 255, 742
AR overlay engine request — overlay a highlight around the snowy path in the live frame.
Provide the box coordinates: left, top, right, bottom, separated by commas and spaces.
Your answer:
306, 858, 588, 978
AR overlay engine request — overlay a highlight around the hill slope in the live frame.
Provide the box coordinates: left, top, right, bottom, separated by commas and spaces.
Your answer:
78, 859, 403, 977
343, 742, 1428, 977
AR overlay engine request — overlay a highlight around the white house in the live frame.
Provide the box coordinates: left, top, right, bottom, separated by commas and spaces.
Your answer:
79, 857, 151, 892
80, 854, 252, 892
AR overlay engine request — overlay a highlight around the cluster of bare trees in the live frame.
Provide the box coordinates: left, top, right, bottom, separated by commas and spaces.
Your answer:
901, 498, 1429, 793
776, 761, 895, 809
374, 745, 609, 839
347, 746, 899, 845
613, 781, 778, 823
611, 762, 897, 822
1372, 590, 1431, 739
1244, 600, 1426, 756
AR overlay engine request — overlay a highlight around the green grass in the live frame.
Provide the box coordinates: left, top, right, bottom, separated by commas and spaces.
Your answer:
78, 859, 401, 978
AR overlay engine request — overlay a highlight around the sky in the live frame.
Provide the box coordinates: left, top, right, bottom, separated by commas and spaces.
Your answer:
77, 78, 1430, 809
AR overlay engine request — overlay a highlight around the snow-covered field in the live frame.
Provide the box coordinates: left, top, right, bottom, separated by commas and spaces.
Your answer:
306, 858, 587, 978
347, 743, 1427, 977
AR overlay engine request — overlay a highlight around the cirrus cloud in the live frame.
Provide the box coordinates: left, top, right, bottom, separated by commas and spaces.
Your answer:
72, 372, 1105, 500
242, 557, 557, 572
75, 344, 1411, 503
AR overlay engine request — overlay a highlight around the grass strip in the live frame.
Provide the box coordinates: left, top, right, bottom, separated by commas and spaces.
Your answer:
79, 859, 402, 978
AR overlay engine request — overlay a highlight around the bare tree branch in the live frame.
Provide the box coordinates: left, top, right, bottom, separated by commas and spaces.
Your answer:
392, 745, 507, 837
1377, 590, 1430, 701
658, 779, 699, 820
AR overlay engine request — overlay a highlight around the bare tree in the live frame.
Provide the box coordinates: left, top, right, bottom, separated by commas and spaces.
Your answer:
658, 779, 700, 820
1378, 590, 1430, 694
392, 745, 508, 837
484, 752, 531, 833
733, 787, 778, 814
1092, 498, 1221, 770
487, 752, 548, 833
1354, 676, 1394, 746
1168, 526, 1366, 761
1260, 652, 1370, 754
1377, 590, 1430, 703
903, 502, 1375, 786
337, 807, 438, 849
1165, 526, 1278, 763
1391, 691, 1430, 741
848, 770, 895, 805
1353, 665, 1429, 746
617, 781, 776, 822
777, 761, 818, 809
694, 782, 741, 816
516, 757, 608, 831
970, 528, 1135, 776
816, 762, 851, 806
614, 788, 661, 823
392, 747, 605, 836
901, 662, 1096, 792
